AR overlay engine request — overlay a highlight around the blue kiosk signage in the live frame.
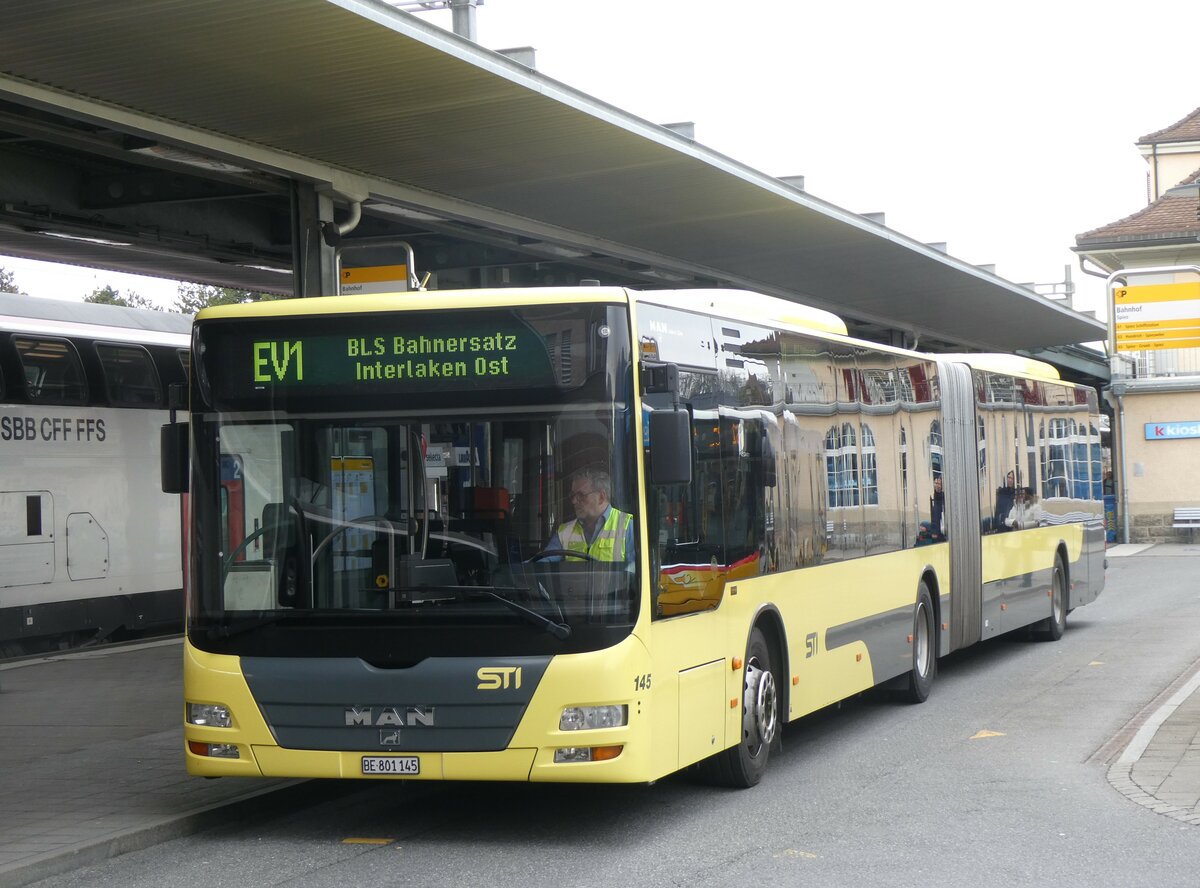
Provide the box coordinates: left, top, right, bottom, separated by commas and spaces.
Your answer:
1144, 421, 1200, 440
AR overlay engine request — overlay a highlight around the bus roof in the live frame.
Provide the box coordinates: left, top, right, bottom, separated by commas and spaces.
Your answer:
938, 353, 1062, 382
195, 288, 632, 321
194, 287, 850, 338
632, 289, 848, 336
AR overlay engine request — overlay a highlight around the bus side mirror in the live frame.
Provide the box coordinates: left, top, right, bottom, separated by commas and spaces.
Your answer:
649, 409, 692, 487
161, 422, 189, 494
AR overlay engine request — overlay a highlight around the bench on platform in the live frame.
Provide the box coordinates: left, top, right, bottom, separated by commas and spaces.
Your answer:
1173, 508, 1200, 540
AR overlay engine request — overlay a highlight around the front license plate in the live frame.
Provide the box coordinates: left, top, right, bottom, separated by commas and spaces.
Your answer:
362, 756, 420, 776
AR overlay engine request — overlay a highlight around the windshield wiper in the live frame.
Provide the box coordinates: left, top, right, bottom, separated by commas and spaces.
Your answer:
473, 587, 571, 639
205, 612, 310, 641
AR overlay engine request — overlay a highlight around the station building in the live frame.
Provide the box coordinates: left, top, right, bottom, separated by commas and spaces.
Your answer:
1075, 106, 1200, 543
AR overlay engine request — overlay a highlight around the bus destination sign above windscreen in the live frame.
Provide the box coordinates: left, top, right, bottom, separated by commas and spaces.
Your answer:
252, 331, 522, 386
204, 309, 583, 404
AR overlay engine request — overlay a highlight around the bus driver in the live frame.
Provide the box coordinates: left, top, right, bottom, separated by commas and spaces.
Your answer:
546, 468, 634, 564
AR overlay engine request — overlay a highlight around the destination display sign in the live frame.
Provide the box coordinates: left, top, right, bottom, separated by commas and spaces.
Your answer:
198, 306, 616, 407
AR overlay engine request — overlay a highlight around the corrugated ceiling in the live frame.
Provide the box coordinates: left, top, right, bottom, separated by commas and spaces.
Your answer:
0, 0, 1105, 352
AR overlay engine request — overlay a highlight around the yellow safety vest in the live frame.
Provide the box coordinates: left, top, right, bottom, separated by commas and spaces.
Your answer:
555, 508, 632, 562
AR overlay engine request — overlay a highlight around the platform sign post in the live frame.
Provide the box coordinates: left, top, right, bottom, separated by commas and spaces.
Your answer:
1113, 280, 1200, 352
335, 239, 420, 296
339, 264, 410, 295
1106, 266, 1200, 374
1105, 265, 1200, 546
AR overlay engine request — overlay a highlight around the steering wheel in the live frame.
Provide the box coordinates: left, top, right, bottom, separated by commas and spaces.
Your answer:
528, 547, 598, 563
222, 517, 290, 576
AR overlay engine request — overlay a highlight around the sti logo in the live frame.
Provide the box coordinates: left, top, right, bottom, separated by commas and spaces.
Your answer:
477, 666, 522, 690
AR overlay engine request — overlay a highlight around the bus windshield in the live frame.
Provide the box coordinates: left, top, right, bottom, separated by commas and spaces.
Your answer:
188, 302, 639, 662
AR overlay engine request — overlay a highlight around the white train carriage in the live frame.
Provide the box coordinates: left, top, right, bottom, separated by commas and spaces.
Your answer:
0, 292, 191, 655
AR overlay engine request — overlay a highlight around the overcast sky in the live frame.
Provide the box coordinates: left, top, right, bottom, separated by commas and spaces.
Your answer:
3, 0, 1198, 322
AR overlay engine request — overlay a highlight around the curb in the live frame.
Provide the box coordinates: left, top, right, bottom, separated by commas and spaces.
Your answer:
1100, 654, 1200, 827
0, 779, 344, 888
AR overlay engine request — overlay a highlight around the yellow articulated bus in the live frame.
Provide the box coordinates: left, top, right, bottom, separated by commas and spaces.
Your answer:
166, 286, 1105, 787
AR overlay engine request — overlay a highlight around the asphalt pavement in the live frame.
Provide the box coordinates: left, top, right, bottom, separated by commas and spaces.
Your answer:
1, 544, 1198, 888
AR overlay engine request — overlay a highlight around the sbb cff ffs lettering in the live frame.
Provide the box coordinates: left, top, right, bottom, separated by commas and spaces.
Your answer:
1, 416, 106, 442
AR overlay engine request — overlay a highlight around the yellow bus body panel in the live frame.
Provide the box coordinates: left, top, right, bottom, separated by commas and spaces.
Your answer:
981, 524, 1082, 584
184, 635, 660, 782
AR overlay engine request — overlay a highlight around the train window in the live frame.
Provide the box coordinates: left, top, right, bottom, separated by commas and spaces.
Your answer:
13, 336, 87, 404
97, 343, 163, 407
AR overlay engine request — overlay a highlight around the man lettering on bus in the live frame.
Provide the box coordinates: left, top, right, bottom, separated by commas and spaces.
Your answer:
546, 468, 634, 564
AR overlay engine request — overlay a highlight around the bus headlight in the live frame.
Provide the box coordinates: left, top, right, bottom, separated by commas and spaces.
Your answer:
187, 702, 232, 728
559, 704, 627, 731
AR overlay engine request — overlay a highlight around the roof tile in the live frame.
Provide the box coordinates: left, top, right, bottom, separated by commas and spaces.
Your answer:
1076, 168, 1200, 243
1138, 107, 1200, 145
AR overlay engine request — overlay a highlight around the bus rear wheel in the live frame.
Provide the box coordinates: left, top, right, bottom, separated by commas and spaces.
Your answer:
1036, 555, 1067, 641
900, 582, 936, 704
707, 626, 779, 788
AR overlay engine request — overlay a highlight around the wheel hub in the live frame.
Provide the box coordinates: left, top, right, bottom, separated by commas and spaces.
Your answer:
743, 659, 778, 754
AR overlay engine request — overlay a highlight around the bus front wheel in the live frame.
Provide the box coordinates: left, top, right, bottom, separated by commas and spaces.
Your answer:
708, 626, 779, 788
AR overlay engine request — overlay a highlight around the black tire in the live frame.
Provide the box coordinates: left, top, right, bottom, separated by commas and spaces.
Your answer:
707, 626, 779, 788
1036, 554, 1068, 641
901, 582, 937, 704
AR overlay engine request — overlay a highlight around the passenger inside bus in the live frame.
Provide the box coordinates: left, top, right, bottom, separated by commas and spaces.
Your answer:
924, 475, 946, 542
992, 470, 1018, 532
1004, 486, 1045, 530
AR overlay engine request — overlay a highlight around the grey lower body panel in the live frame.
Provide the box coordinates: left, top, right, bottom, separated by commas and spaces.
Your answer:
1072, 520, 1107, 609
242, 655, 551, 753
826, 604, 914, 686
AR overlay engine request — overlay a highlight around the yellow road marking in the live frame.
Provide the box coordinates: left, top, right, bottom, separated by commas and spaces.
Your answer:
342, 838, 395, 845
970, 729, 1006, 740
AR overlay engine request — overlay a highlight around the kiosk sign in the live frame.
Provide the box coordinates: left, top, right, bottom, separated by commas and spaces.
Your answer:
1144, 421, 1200, 441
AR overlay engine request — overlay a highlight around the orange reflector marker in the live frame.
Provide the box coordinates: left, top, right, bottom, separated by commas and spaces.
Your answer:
907, 634, 913, 643
942, 622, 948, 630
591, 745, 623, 761
792, 676, 799, 686
1000, 603, 1008, 611
187, 741, 208, 756
731, 698, 739, 708
732, 657, 743, 670
855, 653, 862, 662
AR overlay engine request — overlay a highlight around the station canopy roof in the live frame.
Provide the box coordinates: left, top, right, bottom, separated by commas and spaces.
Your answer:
0, 0, 1106, 353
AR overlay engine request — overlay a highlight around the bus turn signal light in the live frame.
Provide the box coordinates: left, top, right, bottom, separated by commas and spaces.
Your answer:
188, 740, 239, 759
